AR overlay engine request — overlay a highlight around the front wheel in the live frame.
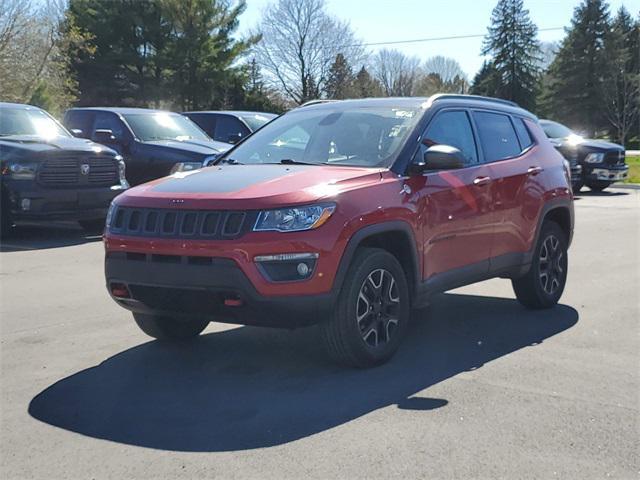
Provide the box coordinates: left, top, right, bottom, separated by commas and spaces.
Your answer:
79, 218, 106, 233
587, 181, 612, 192
133, 313, 209, 340
512, 221, 568, 309
321, 247, 411, 368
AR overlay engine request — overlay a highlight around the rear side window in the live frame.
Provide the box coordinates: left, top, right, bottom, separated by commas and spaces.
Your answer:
63, 110, 94, 138
214, 116, 250, 143
473, 111, 520, 161
513, 117, 534, 150
422, 110, 478, 165
184, 113, 216, 138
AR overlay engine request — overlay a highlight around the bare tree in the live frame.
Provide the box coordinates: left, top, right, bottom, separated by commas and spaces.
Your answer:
371, 49, 421, 96
423, 55, 466, 83
251, 0, 364, 104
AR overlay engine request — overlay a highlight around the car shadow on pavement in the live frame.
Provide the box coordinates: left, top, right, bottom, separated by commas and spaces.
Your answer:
29, 292, 578, 452
0, 222, 102, 252
576, 190, 629, 197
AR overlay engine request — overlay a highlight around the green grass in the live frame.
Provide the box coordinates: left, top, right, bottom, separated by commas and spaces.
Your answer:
624, 155, 640, 184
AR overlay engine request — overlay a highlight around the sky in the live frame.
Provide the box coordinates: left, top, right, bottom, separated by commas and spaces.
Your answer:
236, 0, 637, 78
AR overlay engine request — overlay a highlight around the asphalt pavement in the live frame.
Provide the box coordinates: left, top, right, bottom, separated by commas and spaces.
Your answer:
1, 188, 638, 479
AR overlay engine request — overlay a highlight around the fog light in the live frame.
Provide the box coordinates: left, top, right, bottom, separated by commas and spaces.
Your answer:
20, 198, 31, 211
110, 282, 130, 298
297, 262, 310, 276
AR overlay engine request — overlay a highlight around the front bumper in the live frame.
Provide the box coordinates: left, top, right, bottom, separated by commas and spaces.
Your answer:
105, 252, 336, 328
3, 180, 126, 221
586, 165, 629, 182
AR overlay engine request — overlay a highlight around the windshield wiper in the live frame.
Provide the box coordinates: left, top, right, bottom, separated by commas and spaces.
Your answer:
276, 159, 321, 166
219, 158, 243, 165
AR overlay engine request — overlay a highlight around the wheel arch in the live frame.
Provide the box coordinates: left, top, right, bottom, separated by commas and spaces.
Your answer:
332, 221, 421, 305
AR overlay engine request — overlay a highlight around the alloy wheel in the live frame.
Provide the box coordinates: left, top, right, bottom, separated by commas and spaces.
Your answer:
538, 234, 564, 295
356, 268, 400, 348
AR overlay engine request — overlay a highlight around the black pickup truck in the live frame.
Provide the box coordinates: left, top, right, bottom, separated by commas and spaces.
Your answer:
63, 108, 231, 185
540, 119, 629, 192
1, 103, 128, 233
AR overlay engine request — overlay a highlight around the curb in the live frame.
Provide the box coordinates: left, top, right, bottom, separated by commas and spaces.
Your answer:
611, 183, 640, 190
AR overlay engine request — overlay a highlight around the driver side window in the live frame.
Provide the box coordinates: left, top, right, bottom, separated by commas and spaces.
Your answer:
419, 110, 478, 165
92, 112, 125, 140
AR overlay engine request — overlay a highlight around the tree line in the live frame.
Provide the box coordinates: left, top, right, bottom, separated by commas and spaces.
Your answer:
0, 0, 638, 145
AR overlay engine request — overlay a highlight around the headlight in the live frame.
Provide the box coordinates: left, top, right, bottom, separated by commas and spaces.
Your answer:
115, 155, 129, 187
106, 201, 117, 227
7, 162, 38, 180
170, 161, 203, 174
584, 153, 605, 163
253, 204, 336, 232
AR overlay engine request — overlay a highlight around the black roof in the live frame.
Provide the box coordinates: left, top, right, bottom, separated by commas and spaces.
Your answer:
183, 110, 277, 117
66, 107, 174, 115
0, 102, 44, 110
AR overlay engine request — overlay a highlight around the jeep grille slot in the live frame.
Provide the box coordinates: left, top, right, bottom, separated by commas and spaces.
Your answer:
108, 206, 256, 240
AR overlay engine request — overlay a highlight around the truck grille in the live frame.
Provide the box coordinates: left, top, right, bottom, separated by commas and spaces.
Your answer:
109, 206, 256, 240
38, 155, 119, 187
604, 151, 625, 165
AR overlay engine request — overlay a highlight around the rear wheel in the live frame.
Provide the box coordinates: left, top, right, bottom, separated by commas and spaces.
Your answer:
79, 218, 105, 233
512, 221, 568, 309
133, 313, 209, 340
321, 247, 410, 368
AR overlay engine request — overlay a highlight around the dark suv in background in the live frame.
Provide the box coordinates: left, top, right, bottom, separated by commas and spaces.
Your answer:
182, 111, 276, 144
63, 108, 232, 185
540, 119, 628, 192
1, 102, 127, 233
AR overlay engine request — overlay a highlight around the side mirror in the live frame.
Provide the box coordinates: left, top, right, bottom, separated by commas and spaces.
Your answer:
70, 128, 84, 138
93, 129, 118, 145
409, 144, 465, 174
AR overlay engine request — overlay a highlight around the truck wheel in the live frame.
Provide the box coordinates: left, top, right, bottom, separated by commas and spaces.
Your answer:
1, 195, 13, 238
572, 180, 583, 193
133, 313, 209, 340
512, 221, 568, 309
321, 247, 410, 368
79, 219, 106, 233
587, 181, 612, 192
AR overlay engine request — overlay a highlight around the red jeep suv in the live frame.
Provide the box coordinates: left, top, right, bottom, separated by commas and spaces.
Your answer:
104, 95, 574, 367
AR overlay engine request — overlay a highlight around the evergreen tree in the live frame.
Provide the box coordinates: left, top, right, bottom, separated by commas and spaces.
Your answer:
481, 0, 541, 110
600, 7, 639, 144
352, 66, 382, 98
543, 0, 612, 136
470, 61, 501, 97
324, 54, 354, 99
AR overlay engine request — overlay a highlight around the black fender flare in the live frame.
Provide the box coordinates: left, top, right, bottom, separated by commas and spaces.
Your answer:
330, 220, 421, 299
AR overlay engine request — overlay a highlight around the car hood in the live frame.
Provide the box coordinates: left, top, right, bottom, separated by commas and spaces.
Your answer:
142, 138, 231, 155
551, 137, 623, 151
117, 164, 385, 209
0, 135, 117, 156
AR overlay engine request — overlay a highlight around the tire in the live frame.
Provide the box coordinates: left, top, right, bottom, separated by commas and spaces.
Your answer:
321, 247, 411, 368
587, 181, 612, 192
572, 180, 583, 193
133, 313, 209, 340
1, 194, 13, 238
78, 218, 106, 233
512, 221, 568, 309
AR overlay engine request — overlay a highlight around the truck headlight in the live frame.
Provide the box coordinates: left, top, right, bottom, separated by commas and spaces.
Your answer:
7, 162, 38, 180
584, 153, 605, 163
253, 204, 335, 232
170, 161, 203, 174
115, 155, 129, 187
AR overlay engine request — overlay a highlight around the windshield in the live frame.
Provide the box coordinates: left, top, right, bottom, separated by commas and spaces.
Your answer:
123, 112, 211, 142
240, 113, 277, 131
540, 120, 574, 139
224, 106, 422, 167
0, 108, 70, 139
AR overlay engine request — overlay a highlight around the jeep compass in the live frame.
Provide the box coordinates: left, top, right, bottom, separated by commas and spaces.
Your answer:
104, 95, 574, 367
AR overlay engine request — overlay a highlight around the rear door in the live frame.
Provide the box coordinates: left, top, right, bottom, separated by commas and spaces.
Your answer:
63, 110, 94, 139
472, 111, 540, 270
410, 109, 495, 284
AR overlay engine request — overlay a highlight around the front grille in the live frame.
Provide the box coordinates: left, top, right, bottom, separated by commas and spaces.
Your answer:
604, 150, 625, 165
38, 155, 119, 187
109, 206, 256, 240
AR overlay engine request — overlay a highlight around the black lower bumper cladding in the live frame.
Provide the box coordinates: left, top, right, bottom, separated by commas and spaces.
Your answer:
105, 252, 335, 328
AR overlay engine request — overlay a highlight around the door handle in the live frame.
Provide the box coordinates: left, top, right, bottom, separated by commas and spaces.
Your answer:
473, 176, 491, 186
527, 166, 543, 175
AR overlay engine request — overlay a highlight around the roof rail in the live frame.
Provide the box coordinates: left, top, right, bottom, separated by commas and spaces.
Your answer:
298, 99, 340, 108
430, 94, 519, 108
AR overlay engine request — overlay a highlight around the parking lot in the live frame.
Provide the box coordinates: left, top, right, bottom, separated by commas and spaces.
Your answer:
1, 188, 638, 479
